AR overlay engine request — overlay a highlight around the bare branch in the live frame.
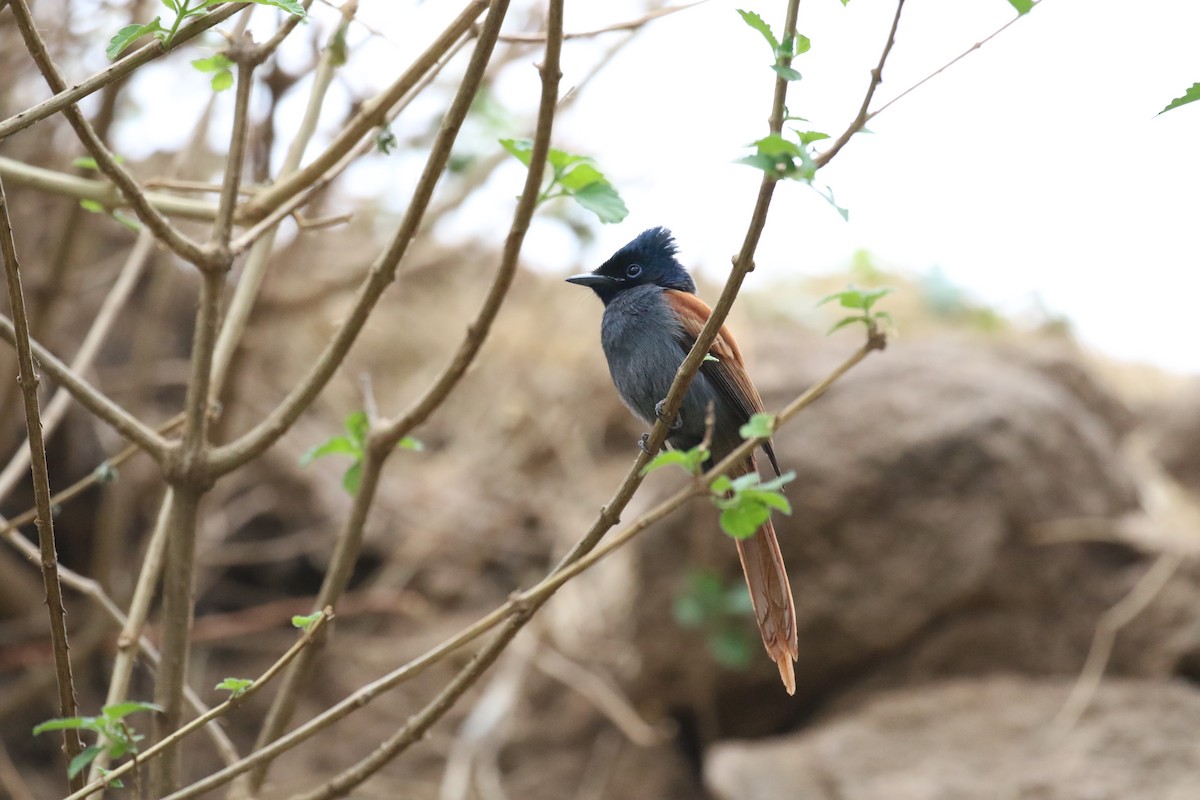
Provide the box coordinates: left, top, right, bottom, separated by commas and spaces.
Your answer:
814, 0, 906, 170
497, 1, 707, 42
0, 173, 84, 792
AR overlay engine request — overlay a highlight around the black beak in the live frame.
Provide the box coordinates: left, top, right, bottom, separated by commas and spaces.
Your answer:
565, 273, 618, 288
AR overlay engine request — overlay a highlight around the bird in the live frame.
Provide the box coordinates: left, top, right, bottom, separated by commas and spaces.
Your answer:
566, 226, 798, 694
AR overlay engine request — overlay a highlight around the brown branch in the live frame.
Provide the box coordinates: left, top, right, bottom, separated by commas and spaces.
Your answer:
0, 315, 169, 460
6, 0, 208, 264
234, 0, 489, 224
865, 1, 1039, 123
242, 0, 563, 787
0, 174, 84, 792
62, 610, 334, 800
206, 0, 510, 478
0, 4, 246, 140
814, 0, 906, 170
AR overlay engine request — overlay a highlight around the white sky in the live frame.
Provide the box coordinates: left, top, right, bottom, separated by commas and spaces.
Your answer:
115, 0, 1200, 373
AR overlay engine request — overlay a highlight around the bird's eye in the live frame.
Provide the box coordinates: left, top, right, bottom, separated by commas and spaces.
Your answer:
625, 264, 643, 278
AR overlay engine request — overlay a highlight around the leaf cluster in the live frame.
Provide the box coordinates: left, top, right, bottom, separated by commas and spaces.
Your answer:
499, 138, 628, 224
191, 53, 234, 92
737, 9, 811, 82
107, 0, 305, 61
818, 284, 894, 335
33, 701, 161, 783
300, 411, 422, 496
672, 569, 756, 668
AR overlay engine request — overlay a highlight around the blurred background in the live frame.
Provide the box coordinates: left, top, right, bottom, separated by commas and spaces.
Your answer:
1, 0, 1199, 798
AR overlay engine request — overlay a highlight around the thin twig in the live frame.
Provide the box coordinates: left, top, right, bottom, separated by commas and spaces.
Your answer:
159, 324, 883, 800
63, 610, 334, 800
246, 0, 546, 785
6, 0, 208, 264
865, 1, 1040, 123
813, 0, 906, 169
0, 173, 84, 791
234, 0, 489, 224
207, 0, 505, 477
0, 3, 246, 140
0, 315, 169, 460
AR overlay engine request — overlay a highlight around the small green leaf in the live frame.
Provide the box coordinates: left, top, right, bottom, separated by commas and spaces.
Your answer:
102, 701, 161, 721
343, 411, 368, 445
1006, 0, 1033, 14
743, 489, 792, 515
96, 766, 123, 788
771, 64, 803, 82
106, 18, 166, 60
72, 155, 125, 170
1159, 82, 1200, 116
756, 471, 797, 493
93, 462, 119, 484
33, 717, 94, 734
397, 436, 424, 452
292, 612, 322, 630
796, 130, 829, 145
710, 475, 733, 494
572, 181, 628, 224
719, 501, 771, 539
215, 677, 254, 698
792, 33, 812, 55
642, 446, 709, 476
162, 0, 180, 12
246, 0, 307, 16
828, 315, 867, 335
299, 435, 358, 466
68, 745, 105, 780
80, 199, 106, 214
210, 69, 234, 92
499, 137, 534, 166
376, 125, 398, 155
738, 413, 775, 440
556, 161, 605, 192
191, 53, 233, 72
342, 461, 363, 495
703, 353, 719, 363
111, 211, 143, 232
815, 184, 849, 220
736, 9, 779, 52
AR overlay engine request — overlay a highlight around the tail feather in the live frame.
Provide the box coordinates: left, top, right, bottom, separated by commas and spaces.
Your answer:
734, 517, 798, 694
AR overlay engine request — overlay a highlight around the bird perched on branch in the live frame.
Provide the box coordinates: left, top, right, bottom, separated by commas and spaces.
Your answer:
566, 227, 798, 694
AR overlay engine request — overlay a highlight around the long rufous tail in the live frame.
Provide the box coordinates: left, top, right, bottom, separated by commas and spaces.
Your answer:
734, 516, 798, 694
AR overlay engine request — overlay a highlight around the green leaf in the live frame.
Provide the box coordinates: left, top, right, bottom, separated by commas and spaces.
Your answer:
292, 612, 322, 630
719, 501, 771, 539
792, 33, 812, 55
736, 9, 779, 52
710, 475, 733, 494
796, 130, 829, 145
111, 211, 143, 232
818, 285, 893, 311
376, 125, 398, 155
703, 353, 719, 363
215, 677, 254, 698
102, 701, 161, 721
771, 64, 803, 82
816, 184, 849, 220
80, 199, 106, 214
756, 470, 796, 493
210, 69, 234, 92
342, 462, 362, 495
557, 161, 605, 192
72, 154, 125, 170
743, 489, 792, 514
499, 137, 534, 167
93, 462, 119, 484
738, 412, 775, 439
246, 0, 307, 16
572, 181, 628, 224
191, 53, 233, 72
344, 410, 369, 445
642, 446, 709, 476
708, 628, 753, 668
1159, 82, 1200, 116
106, 18, 166, 60
1006, 0, 1033, 14
827, 315, 867, 335
68, 745, 105, 780
397, 436, 424, 452
162, 0, 180, 12
546, 147, 589, 171
33, 717, 95, 734
299, 435, 358, 466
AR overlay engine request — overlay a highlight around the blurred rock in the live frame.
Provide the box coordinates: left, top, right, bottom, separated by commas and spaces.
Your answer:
704, 676, 1200, 800
628, 340, 1158, 734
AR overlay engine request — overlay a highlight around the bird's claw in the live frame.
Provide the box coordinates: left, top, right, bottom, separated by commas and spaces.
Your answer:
655, 399, 682, 430
638, 433, 652, 454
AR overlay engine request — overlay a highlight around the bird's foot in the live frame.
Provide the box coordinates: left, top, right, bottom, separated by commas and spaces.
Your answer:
655, 399, 682, 430
638, 433, 652, 454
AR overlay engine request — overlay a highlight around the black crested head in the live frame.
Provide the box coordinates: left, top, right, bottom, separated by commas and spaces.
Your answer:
565, 226, 696, 304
